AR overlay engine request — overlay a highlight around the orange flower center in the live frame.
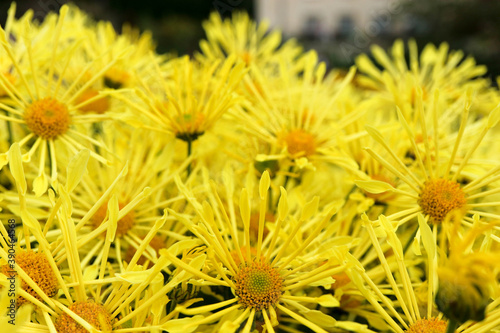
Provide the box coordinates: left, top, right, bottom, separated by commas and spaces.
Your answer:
418, 178, 467, 224
405, 318, 447, 333
55, 300, 113, 332
282, 129, 316, 157
234, 261, 283, 311
24, 98, 70, 139
1, 250, 58, 307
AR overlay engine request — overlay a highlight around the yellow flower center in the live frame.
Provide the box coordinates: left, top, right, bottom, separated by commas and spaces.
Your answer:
1, 250, 58, 307
234, 261, 283, 311
405, 318, 447, 333
418, 178, 467, 224
175, 113, 206, 141
282, 129, 316, 157
24, 97, 70, 140
76, 89, 110, 114
55, 300, 113, 332
92, 202, 135, 238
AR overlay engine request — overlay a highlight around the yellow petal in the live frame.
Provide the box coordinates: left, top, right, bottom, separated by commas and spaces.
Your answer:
487, 102, 500, 129
33, 173, 48, 197
355, 179, 395, 194
83, 265, 99, 281
335, 321, 373, 333
317, 294, 340, 307
301, 309, 337, 328
355, 54, 381, 80
239, 188, 250, 229
160, 315, 204, 333
107, 195, 118, 242
116, 270, 162, 284
417, 213, 435, 259
300, 196, 319, 221
259, 170, 270, 200
66, 149, 90, 192
277, 187, 288, 221
0, 153, 8, 171
8, 143, 26, 195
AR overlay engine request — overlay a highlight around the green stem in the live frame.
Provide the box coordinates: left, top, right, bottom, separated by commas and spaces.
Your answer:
446, 319, 458, 333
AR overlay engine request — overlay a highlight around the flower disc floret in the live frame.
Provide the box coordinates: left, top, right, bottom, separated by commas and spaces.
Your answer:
24, 97, 70, 139
234, 261, 283, 311
418, 178, 467, 224
1, 250, 58, 307
55, 300, 113, 332
405, 318, 446, 333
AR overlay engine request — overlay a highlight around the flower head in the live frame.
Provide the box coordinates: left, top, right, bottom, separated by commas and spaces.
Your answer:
161, 169, 358, 332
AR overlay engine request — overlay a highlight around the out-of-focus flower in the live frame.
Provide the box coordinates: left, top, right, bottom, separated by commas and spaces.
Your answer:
231, 52, 358, 177
197, 11, 303, 72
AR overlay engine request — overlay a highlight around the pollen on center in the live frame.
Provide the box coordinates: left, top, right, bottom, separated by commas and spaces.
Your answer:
55, 300, 114, 333
418, 178, 467, 224
24, 97, 71, 140
234, 260, 283, 311
1, 250, 59, 307
405, 318, 447, 333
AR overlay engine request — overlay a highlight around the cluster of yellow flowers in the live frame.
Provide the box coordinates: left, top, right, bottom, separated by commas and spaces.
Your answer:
1, 3, 500, 333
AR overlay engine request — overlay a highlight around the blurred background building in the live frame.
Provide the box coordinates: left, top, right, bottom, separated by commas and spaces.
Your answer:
256, 0, 393, 40
1, 0, 499, 80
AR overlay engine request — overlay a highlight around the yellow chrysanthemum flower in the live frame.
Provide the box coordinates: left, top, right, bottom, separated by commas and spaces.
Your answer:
197, 11, 303, 71
232, 52, 359, 176
356, 89, 500, 235
2, 143, 185, 332
0, 5, 130, 196
67, 126, 190, 268
160, 170, 371, 333
355, 39, 499, 116
124, 55, 246, 141
346, 213, 500, 333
